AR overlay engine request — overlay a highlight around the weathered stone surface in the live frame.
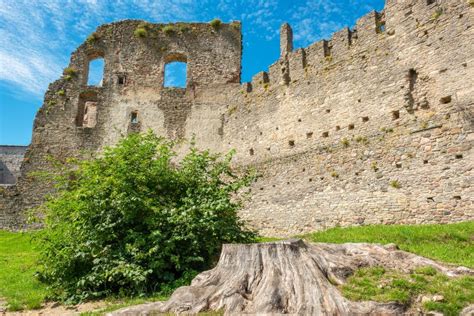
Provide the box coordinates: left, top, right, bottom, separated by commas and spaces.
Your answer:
1, 0, 473, 233
108, 240, 472, 315
0, 146, 27, 185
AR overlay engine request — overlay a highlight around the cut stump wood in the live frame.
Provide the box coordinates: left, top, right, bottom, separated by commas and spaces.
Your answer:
109, 239, 472, 315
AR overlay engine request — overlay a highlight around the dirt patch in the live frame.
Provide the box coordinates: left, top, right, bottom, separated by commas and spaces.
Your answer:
2, 301, 108, 316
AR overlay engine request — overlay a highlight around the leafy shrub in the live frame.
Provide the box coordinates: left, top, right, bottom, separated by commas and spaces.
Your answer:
134, 27, 147, 38
230, 22, 240, 30
340, 138, 350, 147
390, 180, 401, 189
63, 67, 77, 77
163, 25, 175, 35
86, 32, 99, 44
371, 161, 379, 172
177, 23, 190, 33
210, 19, 222, 30
37, 132, 256, 303
355, 136, 368, 144
431, 8, 443, 20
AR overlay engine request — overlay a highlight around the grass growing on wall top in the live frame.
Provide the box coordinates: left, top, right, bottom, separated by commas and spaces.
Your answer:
0, 230, 47, 311
302, 221, 474, 268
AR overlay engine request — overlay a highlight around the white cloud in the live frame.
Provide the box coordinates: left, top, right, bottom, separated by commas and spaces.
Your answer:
0, 0, 382, 98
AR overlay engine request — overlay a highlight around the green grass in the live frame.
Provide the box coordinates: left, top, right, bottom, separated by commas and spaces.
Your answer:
343, 266, 474, 315
1, 222, 473, 313
0, 230, 48, 311
302, 221, 474, 268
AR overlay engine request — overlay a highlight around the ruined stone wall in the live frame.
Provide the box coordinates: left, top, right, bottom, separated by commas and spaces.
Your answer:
224, 0, 473, 235
1, 0, 473, 235
0, 146, 27, 185
0, 21, 242, 228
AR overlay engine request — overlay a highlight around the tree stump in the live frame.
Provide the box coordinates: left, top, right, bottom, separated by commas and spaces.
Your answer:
109, 239, 472, 315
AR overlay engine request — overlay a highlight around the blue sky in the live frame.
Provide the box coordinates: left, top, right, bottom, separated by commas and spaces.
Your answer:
0, 0, 384, 145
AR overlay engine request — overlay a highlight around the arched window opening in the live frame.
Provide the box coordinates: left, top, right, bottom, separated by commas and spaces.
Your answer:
87, 58, 105, 86
164, 61, 187, 88
131, 111, 139, 124
81, 101, 97, 128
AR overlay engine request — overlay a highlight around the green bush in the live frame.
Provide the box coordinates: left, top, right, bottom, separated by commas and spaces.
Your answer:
210, 19, 222, 30
390, 180, 401, 189
86, 32, 99, 44
63, 67, 77, 77
37, 132, 256, 303
134, 27, 147, 38
162, 25, 175, 35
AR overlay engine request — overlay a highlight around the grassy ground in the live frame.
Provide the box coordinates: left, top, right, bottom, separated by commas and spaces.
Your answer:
343, 266, 473, 315
1, 221, 473, 314
303, 221, 474, 315
302, 221, 474, 268
0, 230, 47, 311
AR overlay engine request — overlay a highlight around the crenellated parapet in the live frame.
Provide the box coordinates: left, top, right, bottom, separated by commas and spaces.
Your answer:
241, 0, 462, 94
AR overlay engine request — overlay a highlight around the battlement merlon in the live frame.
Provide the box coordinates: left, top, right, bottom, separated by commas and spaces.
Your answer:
280, 23, 293, 58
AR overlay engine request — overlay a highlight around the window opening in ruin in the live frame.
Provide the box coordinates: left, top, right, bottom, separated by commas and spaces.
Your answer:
426, 0, 435, 5
362, 116, 369, 122
306, 132, 313, 139
289, 140, 295, 147
348, 124, 355, 130
377, 23, 386, 33
455, 154, 463, 159
335, 126, 341, 131
423, 160, 429, 164
375, 12, 386, 34
392, 110, 400, 120
249, 148, 254, 156
131, 111, 138, 124
440, 95, 452, 104
81, 101, 97, 128
118, 75, 125, 85
164, 61, 187, 88
322, 132, 329, 138
87, 58, 105, 86
406, 68, 418, 113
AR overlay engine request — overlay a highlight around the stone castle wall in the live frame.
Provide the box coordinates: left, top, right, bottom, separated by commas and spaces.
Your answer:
0, 146, 27, 185
1, 0, 473, 235
225, 0, 474, 235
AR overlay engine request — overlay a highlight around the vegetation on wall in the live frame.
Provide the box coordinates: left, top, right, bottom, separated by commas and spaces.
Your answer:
209, 19, 222, 30
162, 25, 175, 35
34, 132, 256, 303
86, 32, 99, 44
63, 67, 77, 80
134, 27, 147, 38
